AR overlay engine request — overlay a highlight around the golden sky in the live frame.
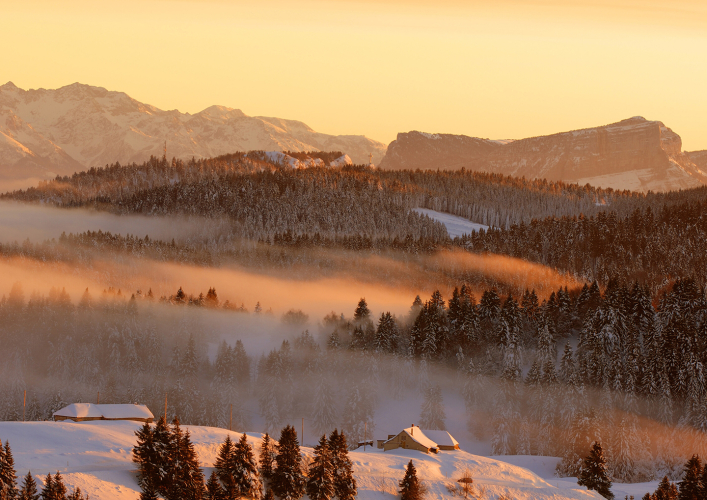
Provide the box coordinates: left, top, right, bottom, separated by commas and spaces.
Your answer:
2, 0, 706, 150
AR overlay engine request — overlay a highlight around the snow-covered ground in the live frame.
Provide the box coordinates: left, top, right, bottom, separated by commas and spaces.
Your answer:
413, 208, 489, 237
0, 420, 658, 500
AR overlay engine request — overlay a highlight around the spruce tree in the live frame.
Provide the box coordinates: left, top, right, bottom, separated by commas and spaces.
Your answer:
53, 472, 67, 500
271, 425, 305, 500
152, 416, 173, 496
39, 474, 53, 500
307, 435, 334, 500
214, 436, 235, 485
18, 472, 39, 500
699, 465, 707, 499
353, 298, 370, 323
133, 422, 158, 494
231, 434, 262, 499
653, 476, 678, 500
419, 385, 446, 430
138, 485, 160, 500
578, 442, 613, 499
312, 379, 337, 437
0, 441, 18, 500
399, 460, 423, 500
259, 433, 276, 482
66, 487, 88, 500
678, 455, 702, 500
167, 418, 205, 500
205, 471, 225, 500
329, 430, 356, 500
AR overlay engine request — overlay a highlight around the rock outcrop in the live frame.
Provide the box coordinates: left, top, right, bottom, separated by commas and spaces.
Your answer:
0, 82, 386, 182
688, 150, 707, 172
379, 117, 707, 192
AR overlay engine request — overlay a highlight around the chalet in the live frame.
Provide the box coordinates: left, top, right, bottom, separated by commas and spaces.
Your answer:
377, 425, 460, 453
53, 403, 154, 423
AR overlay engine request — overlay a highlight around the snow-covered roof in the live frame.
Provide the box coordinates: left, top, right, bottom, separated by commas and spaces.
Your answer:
383, 427, 459, 450
53, 403, 154, 420
399, 427, 438, 450
421, 430, 458, 447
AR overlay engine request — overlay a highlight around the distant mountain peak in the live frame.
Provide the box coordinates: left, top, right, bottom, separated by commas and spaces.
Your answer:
380, 117, 706, 193
196, 105, 247, 119
0, 82, 386, 182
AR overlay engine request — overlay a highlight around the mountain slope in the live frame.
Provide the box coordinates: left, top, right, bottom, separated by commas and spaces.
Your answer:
379, 117, 707, 192
0, 82, 385, 181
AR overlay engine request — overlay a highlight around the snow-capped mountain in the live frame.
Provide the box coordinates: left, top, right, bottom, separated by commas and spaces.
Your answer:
0, 82, 385, 181
379, 117, 707, 192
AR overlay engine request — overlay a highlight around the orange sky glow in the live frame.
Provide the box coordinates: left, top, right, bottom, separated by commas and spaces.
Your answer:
2, 0, 706, 150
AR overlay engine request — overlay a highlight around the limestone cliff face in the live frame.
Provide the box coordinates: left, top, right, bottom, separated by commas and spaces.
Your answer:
688, 150, 707, 172
379, 117, 706, 192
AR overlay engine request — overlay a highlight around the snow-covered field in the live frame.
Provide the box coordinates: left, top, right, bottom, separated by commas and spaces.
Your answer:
0, 420, 654, 500
413, 209, 489, 238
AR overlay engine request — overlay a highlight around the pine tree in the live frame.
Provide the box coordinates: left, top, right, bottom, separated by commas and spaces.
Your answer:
205, 471, 225, 500
17, 472, 39, 500
328, 430, 356, 500
53, 472, 67, 500
231, 434, 262, 499
18, 472, 39, 500
677, 455, 702, 500
39, 474, 53, 500
399, 460, 423, 500
341, 385, 375, 445
151, 415, 173, 496
419, 385, 446, 430
259, 433, 276, 482
214, 436, 235, 485
353, 299, 370, 323
653, 476, 678, 500
138, 484, 160, 500
271, 425, 305, 500
578, 442, 613, 499
66, 487, 88, 500
0, 441, 18, 500
699, 465, 707, 499
133, 422, 158, 495
307, 435, 334, 500
312, 379, 337, 437
167, 418, 205, 500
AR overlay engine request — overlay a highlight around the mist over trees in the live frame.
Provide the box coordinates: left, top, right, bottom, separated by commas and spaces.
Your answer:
5, 149, 707, 490
2, 278, 707, 484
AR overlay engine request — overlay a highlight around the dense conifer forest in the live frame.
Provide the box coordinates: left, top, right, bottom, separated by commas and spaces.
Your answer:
4, 151, 707, 488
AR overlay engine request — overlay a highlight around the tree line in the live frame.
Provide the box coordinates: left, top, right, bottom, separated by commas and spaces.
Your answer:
132, 420, 355, 500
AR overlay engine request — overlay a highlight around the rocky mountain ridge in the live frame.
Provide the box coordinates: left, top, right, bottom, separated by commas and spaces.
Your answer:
379, 117, 707, 192
0, 81, 385, 182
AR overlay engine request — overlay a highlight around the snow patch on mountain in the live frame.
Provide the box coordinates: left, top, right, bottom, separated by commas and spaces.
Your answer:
413, 208, 489, 237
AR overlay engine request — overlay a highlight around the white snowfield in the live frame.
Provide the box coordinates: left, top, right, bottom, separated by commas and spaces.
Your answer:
413, 208, 489, 238
0, 420, 606, 500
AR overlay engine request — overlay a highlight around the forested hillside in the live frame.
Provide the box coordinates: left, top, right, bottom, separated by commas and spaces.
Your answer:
4, 150, 707, 489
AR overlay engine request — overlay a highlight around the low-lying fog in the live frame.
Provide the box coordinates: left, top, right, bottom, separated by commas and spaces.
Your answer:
0, 201, 232, 244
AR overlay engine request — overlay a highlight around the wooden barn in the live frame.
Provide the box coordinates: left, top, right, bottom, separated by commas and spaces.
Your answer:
53, 403, 154, 423
377, 425, 460, 453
